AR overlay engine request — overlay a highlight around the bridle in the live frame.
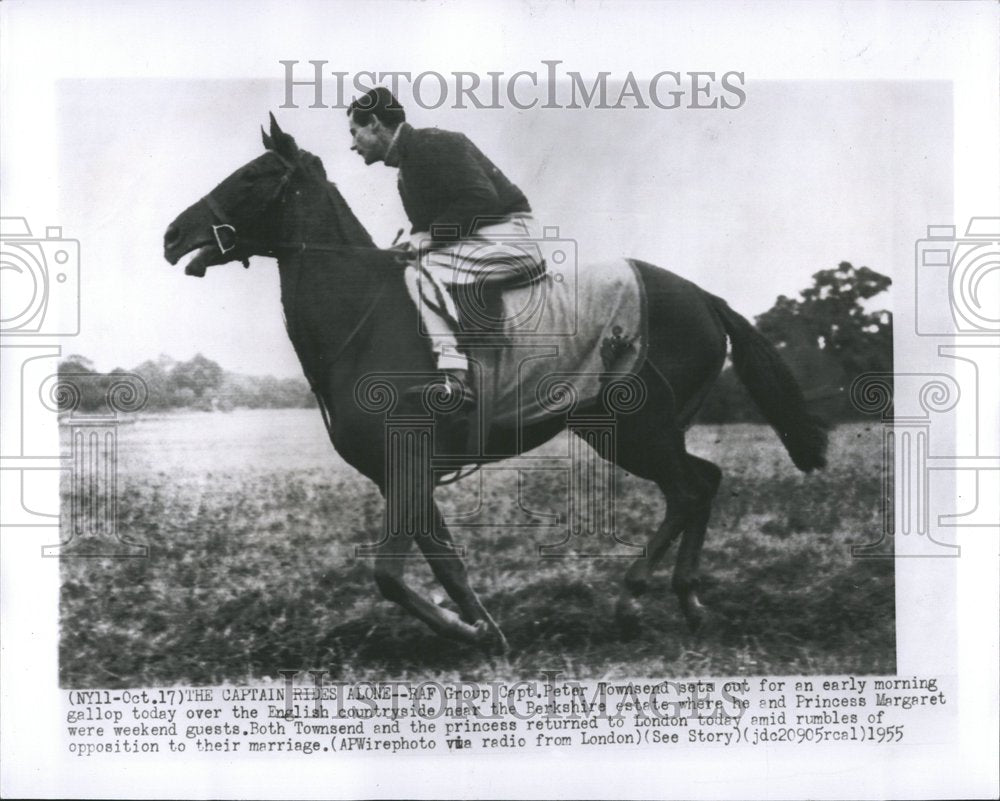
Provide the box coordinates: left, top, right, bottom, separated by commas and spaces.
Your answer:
198, 149, 299, 262
194, 146, 396, 431
189, 143, 477, 484
198, 148, 386, 261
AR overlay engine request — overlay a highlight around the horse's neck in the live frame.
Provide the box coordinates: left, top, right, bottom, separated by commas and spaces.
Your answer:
273, 192, 392, 376
275, 248, 378, 335
314, 176, 376, 249
272, 175, 426, 402
324, 181, 376, 250
274, 179, 376, 311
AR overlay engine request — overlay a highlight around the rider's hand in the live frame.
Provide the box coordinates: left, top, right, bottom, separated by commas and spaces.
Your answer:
409, 231, 434, 254
387, 240, 415, 267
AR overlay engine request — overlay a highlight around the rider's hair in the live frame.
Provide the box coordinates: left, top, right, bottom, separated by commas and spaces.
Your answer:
347, 87, 406, 128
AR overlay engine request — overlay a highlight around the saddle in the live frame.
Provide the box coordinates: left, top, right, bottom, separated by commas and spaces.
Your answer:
449, 256, 648, 431
449, 259, 548, 346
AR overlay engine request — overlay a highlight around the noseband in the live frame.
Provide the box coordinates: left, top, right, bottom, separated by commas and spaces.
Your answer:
199, 149, 298, 258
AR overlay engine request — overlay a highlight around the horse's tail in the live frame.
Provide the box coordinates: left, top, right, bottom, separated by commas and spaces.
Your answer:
708, 294, 828, 472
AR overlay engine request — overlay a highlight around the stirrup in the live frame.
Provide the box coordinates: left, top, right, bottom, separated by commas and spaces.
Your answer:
404, 373, 475, 414
436, 372, 476, 411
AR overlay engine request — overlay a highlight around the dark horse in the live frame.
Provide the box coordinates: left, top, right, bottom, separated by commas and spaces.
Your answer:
163, 115, 827, 652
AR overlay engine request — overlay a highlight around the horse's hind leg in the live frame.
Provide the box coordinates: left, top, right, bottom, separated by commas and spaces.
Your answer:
615, 480, 692, 635
582, 381, 701, 634
600, 373, 721, 634
613, 454, 720, 634
671, 454, 722, 631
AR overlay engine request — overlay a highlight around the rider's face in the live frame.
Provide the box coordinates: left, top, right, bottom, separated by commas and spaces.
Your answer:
348, 114, 387, 165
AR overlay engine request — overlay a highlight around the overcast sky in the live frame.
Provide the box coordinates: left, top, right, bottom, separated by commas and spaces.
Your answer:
56, 78, 949, 377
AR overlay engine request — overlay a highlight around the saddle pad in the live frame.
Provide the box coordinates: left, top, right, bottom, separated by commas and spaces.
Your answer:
464, 257, 647, 429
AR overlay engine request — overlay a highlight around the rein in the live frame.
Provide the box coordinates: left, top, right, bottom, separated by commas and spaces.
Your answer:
200, 150, 296, 259
200, 157, 395, 260
323, 278, 388, 368
299, 277, 387, 442
196, 147, 402, 360
195, 149, 472, 483
196, 149, 399, 430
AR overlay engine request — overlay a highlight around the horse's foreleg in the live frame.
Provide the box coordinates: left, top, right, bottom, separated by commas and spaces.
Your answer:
413, 502, 509, 653
371, 531, 486, 644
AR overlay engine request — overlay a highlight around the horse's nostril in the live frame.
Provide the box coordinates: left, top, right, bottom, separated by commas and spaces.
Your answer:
165, 224, 180, 247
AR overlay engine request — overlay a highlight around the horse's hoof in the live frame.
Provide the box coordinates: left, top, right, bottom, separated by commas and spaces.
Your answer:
615, 597, 643, 640
681, 595, 707, 634
474, 619, 509, 654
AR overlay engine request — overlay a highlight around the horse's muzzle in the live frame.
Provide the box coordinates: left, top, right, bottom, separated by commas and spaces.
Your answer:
163, 223, 182, 259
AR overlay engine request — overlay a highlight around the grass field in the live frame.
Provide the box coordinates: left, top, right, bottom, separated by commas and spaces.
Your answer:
60, 411, 894, 686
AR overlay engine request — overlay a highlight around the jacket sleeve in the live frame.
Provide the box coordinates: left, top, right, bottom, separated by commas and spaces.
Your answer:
407, 132, 500, 239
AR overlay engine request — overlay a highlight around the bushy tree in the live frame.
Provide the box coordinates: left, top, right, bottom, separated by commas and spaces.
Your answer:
169, 354, 224, 398
132, 359, 172, 410
698, 262, 892, 423
756, 262, 892, 384
57, 355, 106, 412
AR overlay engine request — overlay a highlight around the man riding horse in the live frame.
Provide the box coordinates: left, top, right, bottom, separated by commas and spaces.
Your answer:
164, 112, 828, 649
346, 87, 545, 415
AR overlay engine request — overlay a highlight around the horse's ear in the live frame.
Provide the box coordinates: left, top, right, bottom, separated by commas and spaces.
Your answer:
261, 125, 275, 150
267, 112, 297, 159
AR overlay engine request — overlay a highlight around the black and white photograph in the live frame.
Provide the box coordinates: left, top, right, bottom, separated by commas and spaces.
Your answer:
1, 1, 997, 799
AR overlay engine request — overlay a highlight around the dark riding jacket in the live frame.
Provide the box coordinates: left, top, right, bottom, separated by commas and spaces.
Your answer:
384, 123, 531, 242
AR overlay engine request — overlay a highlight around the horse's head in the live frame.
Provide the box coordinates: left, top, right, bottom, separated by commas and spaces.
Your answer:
164, 113, 307, 277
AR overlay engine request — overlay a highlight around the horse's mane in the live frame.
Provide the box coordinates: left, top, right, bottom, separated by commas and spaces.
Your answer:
298, 150, 377, 250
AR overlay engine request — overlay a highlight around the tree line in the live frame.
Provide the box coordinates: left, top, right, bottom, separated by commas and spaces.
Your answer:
58, 261, 890, 421
57, 353, 316, 413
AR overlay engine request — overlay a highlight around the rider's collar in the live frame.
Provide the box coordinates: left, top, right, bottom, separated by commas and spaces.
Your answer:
383, 122, 410, 167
